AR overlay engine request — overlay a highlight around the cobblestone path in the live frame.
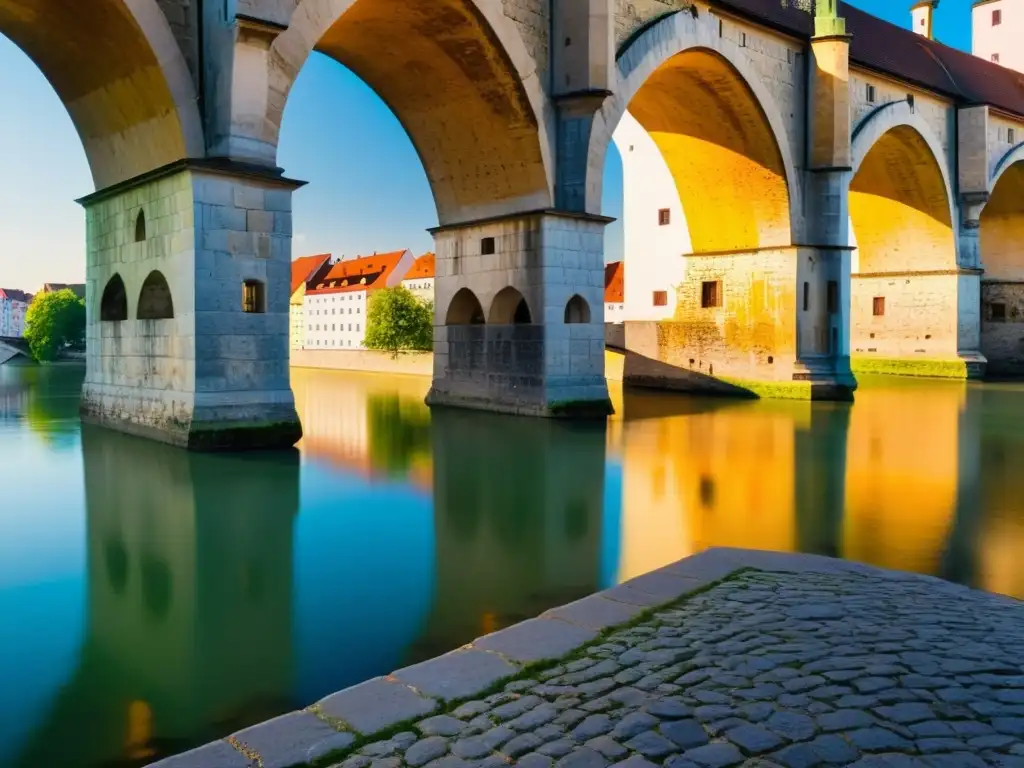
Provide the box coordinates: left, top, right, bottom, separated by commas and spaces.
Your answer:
325, 568, 1024, 768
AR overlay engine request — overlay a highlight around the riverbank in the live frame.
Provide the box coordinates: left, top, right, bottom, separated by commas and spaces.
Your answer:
151, 548, 1024, 768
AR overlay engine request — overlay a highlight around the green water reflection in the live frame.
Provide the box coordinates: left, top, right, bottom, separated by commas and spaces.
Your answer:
0, 364, 1022, 767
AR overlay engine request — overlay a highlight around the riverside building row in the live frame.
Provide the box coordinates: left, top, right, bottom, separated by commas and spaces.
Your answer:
290, 251, 435, 351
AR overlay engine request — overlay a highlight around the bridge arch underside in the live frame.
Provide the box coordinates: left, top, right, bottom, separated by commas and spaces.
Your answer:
849, 125, 960, 368
271, 0, 551, 225
623, 49, 801, 388
980, 161, 1024, 374
0, 0, 199, 189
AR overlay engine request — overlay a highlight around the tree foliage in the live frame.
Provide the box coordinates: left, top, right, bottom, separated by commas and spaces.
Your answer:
24, 289, 86, 362
364, 287, 433, 356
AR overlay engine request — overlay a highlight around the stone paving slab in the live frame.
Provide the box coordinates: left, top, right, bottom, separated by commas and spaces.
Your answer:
146, 547, 1024, 768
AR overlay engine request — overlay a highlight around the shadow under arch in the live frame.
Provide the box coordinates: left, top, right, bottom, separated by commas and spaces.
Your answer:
488, 287, 531, 325
564, 294, 591, 324
445, 288, 485, 325
262, 0, 553, 224
137, 270, 174, 320
99, 273, 128, 321
0, 0, 203, 189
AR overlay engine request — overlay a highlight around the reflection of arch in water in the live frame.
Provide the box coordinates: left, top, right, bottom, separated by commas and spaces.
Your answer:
9, 427, 302, 767
421, 409, 605, 652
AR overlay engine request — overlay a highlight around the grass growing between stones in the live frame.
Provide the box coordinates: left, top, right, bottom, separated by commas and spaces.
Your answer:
292, 567, 749, 768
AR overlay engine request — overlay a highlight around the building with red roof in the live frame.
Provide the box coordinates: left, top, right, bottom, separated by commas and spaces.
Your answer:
290, 254, 333, 350
303, 249, 415, 350
401, 252, 435, 304
604, 262, 625, 323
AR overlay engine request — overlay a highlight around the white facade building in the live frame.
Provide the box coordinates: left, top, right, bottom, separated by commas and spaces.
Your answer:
304, 249, 414, 350
0, 289, 32, 337
401, 252, 435, 304
973, 0, 1024, 72
611, 111, 689, 321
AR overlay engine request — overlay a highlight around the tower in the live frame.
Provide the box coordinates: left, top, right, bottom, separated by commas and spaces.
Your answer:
973, 0, 1024, 73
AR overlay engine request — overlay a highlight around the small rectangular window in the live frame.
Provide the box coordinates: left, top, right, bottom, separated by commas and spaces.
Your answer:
866, 83, 876, 103
827, 280, 839, 314
1009, 128, 1016, 144
653, 290, 668, 307
481, 236, 496, 255
658, 208, 671, 226
242, 280, 265, 313
872, 296, 885, 317
993, 9, 1002, 25
992, 53, 1001, 63
802, 281, 810, 312
701, 281, 722, 309
991, 302, 1007, 321
740, 31, 747, 48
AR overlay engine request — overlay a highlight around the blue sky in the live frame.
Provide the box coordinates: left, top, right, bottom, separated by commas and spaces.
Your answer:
0, 0, 973, 291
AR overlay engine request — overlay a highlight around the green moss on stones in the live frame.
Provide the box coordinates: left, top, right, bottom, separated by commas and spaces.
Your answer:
850, 356, 971, 380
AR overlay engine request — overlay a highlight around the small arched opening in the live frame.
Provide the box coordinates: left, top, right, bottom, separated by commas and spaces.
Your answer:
134, 209, 147, 242
137, 271, 174, 319
489, 287, 532, 325
100, 274, 128, 321
445, 288, 485, 325
564, 294, 592, 324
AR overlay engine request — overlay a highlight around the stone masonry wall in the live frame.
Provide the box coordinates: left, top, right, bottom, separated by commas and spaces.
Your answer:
83, 171, 198, 435
658, 248, 799, 383
430, 213, 609, 414
503, 0, 549, 76
189, 171, 297, 432
850, 273, 959, 360
981, 281, 1024, 375
850, 71, 953, 164
987, 113, 1024, 184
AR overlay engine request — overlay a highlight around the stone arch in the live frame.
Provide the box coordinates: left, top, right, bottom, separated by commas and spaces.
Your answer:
0, 0, 204, 190
100, 274, 128, 321
445, 288, 485, 325
137, 270, 174, 320
981, 153, 1024, 282
849, 107, 957, 273
587, 10, 799, 248
990, 142, 1024, 191
258, 0, 553, 225
564, 294, 591, 324
489, 287, 531, 324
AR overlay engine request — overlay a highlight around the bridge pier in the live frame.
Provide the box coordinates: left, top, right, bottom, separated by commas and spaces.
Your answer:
426, 211, 614, 418
79, 161, 304, 450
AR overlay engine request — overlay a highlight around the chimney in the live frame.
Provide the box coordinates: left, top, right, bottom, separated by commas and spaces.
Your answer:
911, 0, 939, 40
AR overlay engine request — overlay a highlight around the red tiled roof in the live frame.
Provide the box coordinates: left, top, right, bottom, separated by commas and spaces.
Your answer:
706, 0, 1024, 118
291, 253, 332, 294
605, 262, 624, 303
308, 250, 409, 295
0, 288, 32, 303
404, 252, 435, 280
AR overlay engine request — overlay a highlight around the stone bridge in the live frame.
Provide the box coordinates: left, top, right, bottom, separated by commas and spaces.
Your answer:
5, 0, 1023, 447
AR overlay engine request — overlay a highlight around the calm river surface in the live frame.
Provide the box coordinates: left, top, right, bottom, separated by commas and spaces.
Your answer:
1, 363, 1022, 766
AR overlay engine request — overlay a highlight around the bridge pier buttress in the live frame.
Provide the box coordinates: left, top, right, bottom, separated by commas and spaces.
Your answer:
426, 211, 614, 419
80, 162, 304, 450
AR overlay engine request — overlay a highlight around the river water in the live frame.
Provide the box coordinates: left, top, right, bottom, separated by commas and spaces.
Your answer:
1, 363, 1022, 766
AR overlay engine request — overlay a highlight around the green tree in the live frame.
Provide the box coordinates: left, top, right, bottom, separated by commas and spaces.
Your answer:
364, 286, 433, 357
24, 288, 86, 362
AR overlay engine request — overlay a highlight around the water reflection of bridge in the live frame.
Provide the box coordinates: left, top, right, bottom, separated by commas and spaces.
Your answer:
611, 377, 1024, 598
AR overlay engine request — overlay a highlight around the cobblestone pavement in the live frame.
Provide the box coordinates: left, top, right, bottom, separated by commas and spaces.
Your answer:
151, 550, 1024, 768
324, 568, 1024, 768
